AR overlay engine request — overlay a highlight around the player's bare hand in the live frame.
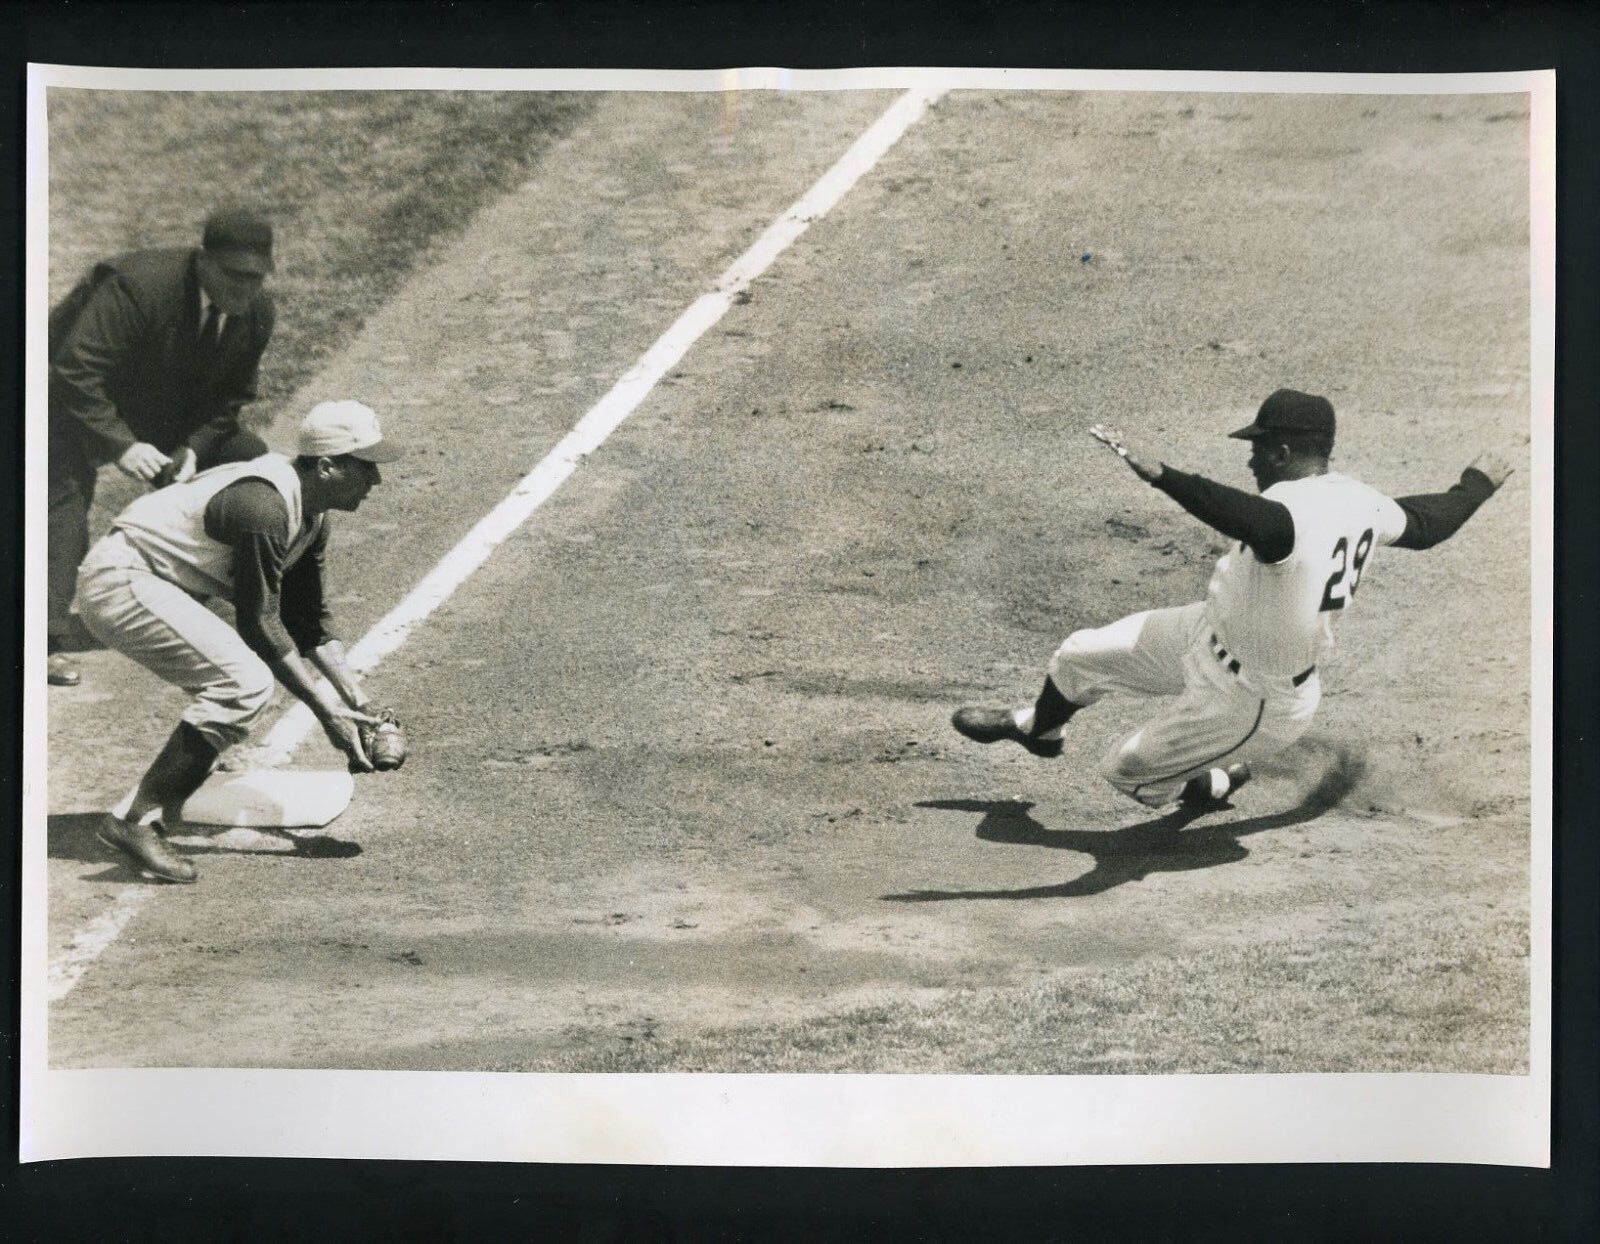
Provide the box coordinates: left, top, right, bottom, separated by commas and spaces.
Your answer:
1467, 450, 1514, 490
1089, 423, 1129, 455
117, 442, 172, 483
1089, 424, 1160, 482
322, 705, 380, 772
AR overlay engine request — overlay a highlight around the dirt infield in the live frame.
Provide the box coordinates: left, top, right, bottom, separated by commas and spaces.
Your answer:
45, 88, 1532, 1072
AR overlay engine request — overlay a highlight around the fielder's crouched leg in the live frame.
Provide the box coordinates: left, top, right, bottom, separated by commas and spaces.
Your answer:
75, 534, 278, 880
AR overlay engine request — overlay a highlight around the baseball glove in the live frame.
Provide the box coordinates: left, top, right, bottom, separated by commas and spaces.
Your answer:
356, 705, 408, 772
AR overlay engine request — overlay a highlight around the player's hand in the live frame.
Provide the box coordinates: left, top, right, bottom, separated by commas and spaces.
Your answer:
1089, 424, 1160, 482
116, 442, 172, 483
321, 704, 381, 772
153, 447, 197, 488
1467, 450, 1514, 490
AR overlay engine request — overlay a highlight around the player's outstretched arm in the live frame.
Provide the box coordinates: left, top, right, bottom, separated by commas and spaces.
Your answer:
1391, 450, 1512, 551
1087, 424, 1296, 562
1466, 450, 1514, 490
1088, 423, 1163, 482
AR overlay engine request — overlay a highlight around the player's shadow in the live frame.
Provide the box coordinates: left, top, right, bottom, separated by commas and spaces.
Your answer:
48, 811, 362, 882
886, 758, 1360, 903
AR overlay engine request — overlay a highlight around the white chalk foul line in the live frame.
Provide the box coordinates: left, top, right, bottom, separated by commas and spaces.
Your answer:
48, 87, 945, 1005
47, 887, 153, 1003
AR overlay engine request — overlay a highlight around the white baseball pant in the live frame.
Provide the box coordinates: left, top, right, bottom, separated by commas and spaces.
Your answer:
74, 530, 274, 753
1047, 601, 1321, 807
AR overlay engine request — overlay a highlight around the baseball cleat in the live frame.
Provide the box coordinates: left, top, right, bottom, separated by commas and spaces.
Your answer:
1178, 762, 1252, 809
96, 814, 198, 884
951, 706, 1064, 758
47, 653, 81, 686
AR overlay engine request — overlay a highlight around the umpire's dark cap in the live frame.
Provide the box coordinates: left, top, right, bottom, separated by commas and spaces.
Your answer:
202, 206, 275, 275
1229, 388, 1336, 441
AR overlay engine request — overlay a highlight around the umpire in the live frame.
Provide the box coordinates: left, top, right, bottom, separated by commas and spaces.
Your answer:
48, 205, 278, 687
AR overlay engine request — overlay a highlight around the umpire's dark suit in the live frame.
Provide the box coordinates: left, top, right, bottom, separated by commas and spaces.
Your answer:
48, 246, 274, 645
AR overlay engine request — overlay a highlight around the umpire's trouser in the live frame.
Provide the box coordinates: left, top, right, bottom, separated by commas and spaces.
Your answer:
1048, 602, 1321, 808
47, 432, 97, 647
48, 426, 268, 648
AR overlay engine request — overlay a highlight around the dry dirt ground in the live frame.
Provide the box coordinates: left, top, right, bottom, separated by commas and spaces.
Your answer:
44, 89, 1532, 1071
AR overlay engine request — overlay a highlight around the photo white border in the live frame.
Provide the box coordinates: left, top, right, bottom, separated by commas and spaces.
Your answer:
21, 64, 1554, 1168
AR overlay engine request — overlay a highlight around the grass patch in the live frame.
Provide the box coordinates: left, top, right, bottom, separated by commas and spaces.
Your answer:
47, 89, 596, 433
544, 909, 1529, 1074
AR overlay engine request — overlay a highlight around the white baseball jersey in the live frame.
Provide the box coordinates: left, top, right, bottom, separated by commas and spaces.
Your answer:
111, 453, 308, 600
1204, 472, 1407, 676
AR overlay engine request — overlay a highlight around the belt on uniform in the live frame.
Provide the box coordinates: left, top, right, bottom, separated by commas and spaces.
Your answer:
1210, 633, 1315, 687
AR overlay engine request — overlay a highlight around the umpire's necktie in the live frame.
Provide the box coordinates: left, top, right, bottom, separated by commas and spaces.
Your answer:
196, 303, 223, 355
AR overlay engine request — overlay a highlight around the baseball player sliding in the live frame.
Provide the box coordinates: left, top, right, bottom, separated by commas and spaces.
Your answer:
952, 389, 1513, 810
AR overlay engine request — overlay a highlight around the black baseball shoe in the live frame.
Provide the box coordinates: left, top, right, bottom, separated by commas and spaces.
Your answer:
48, 653, 81, 686
951, 706, 1064, 759
97, 814, 198, 883
1178, 762, 1252, 809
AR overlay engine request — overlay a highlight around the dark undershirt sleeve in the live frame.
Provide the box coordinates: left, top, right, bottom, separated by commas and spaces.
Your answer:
278, 517, 337, 653
1391, 468, 1498, 550
203, 480, 297, 660
1151, 466, 1297, 564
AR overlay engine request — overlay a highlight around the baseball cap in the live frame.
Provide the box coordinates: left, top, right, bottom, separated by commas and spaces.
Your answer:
1229, 388, 1336, 441
296, 400, 404, 463
202, 206, 275, 275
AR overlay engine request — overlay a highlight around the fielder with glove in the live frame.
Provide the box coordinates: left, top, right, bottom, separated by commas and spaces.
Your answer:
952, 388, 1512, 810
76, 400, 403, 883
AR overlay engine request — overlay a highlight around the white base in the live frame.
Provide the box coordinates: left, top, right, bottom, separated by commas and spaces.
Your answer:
179, 769, 355, 828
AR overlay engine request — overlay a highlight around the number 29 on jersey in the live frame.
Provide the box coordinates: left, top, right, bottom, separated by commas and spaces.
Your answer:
1319, 528, 1374, 612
